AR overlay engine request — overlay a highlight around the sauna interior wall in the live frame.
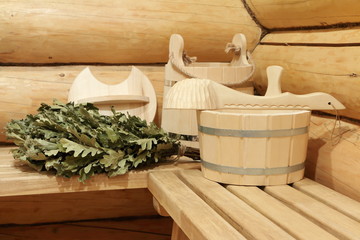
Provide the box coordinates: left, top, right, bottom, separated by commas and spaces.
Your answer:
0, 0, 359, 201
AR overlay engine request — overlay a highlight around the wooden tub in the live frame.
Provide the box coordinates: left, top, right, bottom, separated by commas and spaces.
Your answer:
198, 109, 311, 185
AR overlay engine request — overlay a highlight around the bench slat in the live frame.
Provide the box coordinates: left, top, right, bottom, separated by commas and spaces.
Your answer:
0, 146, 200, 197
227, 185, 338, 240
148, 171, 246, 240
265, 185, 360, 240
178, 170, 295, 240
293, 178, 360, 222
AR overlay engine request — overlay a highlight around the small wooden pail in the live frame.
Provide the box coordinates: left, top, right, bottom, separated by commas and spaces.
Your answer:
198, 109, 311, 185
161, 33, 254, 148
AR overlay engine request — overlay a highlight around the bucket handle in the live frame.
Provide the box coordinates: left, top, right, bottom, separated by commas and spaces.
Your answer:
168, 33, 255, 86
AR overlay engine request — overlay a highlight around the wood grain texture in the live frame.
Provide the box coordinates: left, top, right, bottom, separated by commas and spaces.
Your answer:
0, 189, 157, 225
0, 217, 172, 240
0, 0, 261, 64
244, 0, 360, 29
253, 30, 360, 120
305, 115, 360, 202
68, 66, 157, 122
198, 109, 310, 185
0, 146, 200, 197
0, 65, 164, 142
148, 171, 246, 240
178, 170, 295, 239
262, 28, 360, 44
226, 185, 337, 240
265, 185, 360, 240
293, 178, 360, 222
171, 222, 190, 240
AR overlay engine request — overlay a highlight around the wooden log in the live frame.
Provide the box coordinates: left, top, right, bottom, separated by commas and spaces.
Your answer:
0, 0, 261, 64
0, 217, 173, 240
0, 65, 164, 142
244, 0, 360, 29
305, 114, 360, 202
252, 29, 360, 120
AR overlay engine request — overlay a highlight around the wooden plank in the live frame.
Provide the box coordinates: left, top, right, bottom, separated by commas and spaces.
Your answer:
227, 185, 338, 240
147, 171, 246, 240
252, 43, 360, 121
178, 170, 295, 239
153, 197, 169, 217
293, 178, 360, 222
66, 217, 173, 236
265, 185, 360, 240
0, 217, 172, 240
0, 65, 164, 142
0, 0, 260, 64
0, 146, 200, 197
0, 189, 156, 225
306, 115, 360, 202
244, 0, 360, 29
171, 222, 190, 240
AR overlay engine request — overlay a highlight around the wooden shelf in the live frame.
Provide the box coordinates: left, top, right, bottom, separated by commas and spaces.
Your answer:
76, 95, 150, 105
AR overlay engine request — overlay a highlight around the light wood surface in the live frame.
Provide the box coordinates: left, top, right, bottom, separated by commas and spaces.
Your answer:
0, 65, 164, 142
226, 185, 337, 240
244, 0, 360, 29
148, 170, 359, 239
147, 171, 246, 240
253, 30, 360, 120
305, 115, 360, 201
178, 170, 295, 239
68, 66, 157, 122
0, 0, 261, 64
0, 146, 200, 197
153, 197, 169, 217
198, 109, 310, 185
171, 223, 190, 240
264, 185, 360, 240
0, 216, 173, 240
165, 75, 345, 111
0, 189, 156, 225
262, 28, 360, 44
293, 178, 360, 222
161, 33, 255, 148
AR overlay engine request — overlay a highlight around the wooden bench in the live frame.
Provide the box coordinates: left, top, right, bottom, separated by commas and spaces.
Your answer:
148, 169, 360, 240
0, 146, 200, 224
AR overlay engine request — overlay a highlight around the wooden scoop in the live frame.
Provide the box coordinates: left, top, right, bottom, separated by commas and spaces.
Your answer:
164, 66, 345, 110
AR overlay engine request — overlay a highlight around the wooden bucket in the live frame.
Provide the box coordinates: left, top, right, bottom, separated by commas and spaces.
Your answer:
198, 109, 311, 185
162, 34, 254, 148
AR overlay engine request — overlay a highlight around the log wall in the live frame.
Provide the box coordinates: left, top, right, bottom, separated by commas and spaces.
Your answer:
244, 0, 360, 29
1, 0, 360, 207
306, 115, 360, 202
252, 29, 360, 120
0, 0, 261, 64
0, 66, 164, 142
246, 0, 360, 201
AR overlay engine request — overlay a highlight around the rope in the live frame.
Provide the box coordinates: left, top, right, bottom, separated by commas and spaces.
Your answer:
330, 103, 343, 146
182, 51, 197, 65
169, 52, 198, 79
173, 144, 187, 162
225, 42, 241, 55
